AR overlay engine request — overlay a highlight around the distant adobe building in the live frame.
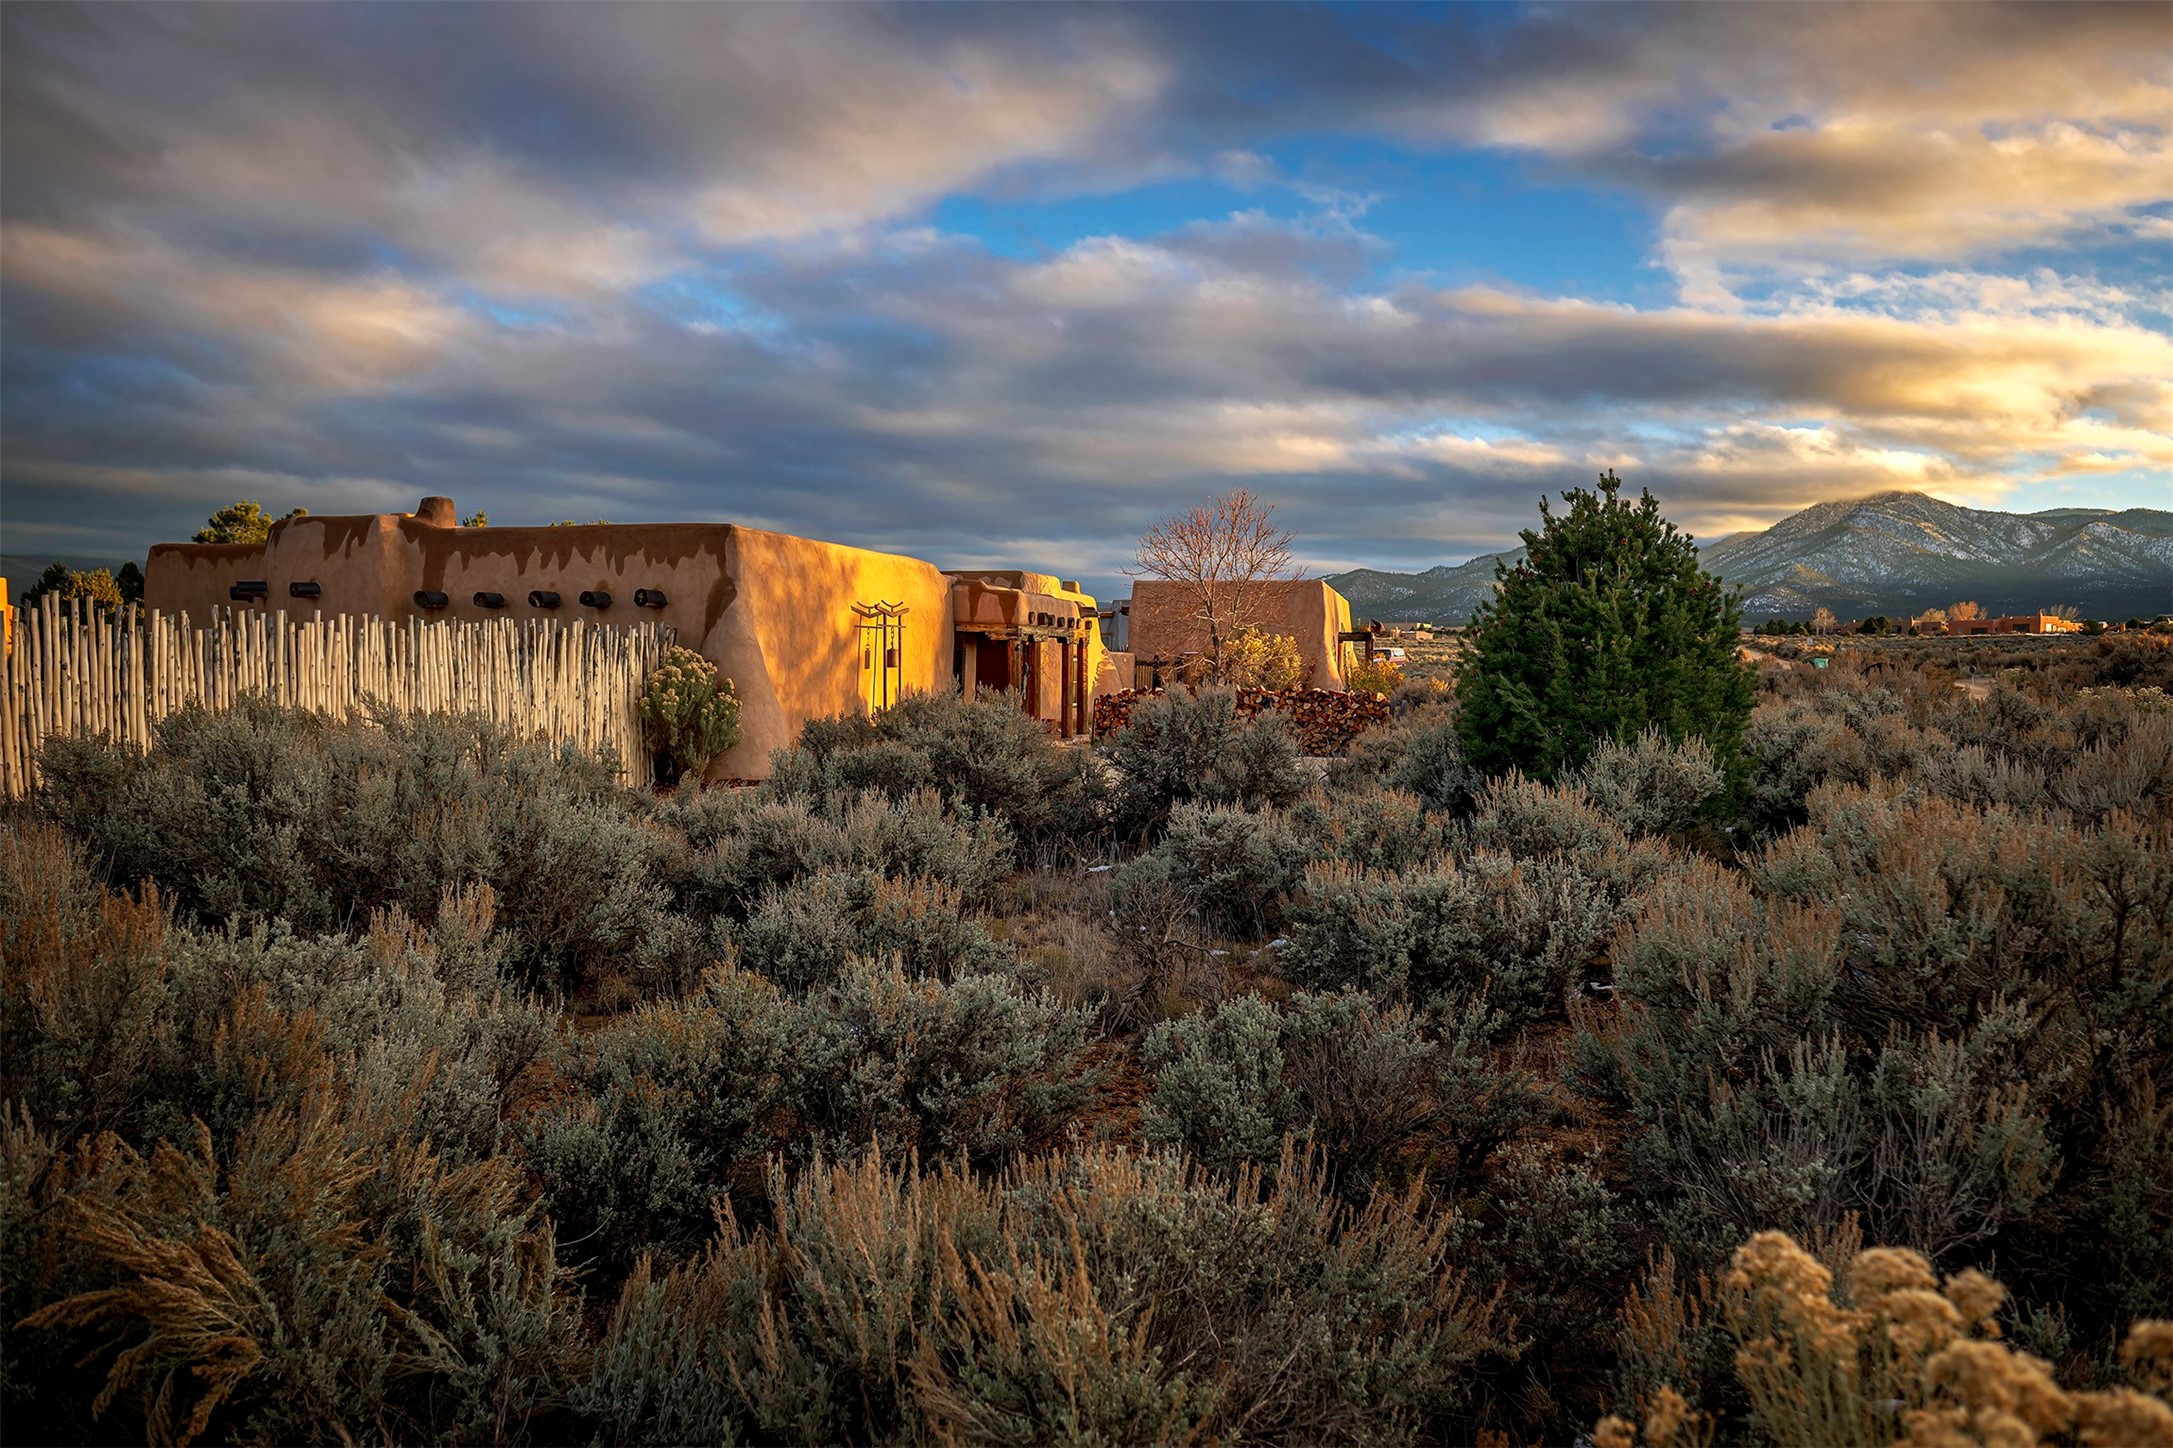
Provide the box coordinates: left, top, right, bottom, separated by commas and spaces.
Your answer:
1947, 613, 2086, 636
1126, 578, 1356, 688
145, 496, 1115, 779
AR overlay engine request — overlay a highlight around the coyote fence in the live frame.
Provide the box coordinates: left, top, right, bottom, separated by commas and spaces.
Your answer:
0, 601, 677, 798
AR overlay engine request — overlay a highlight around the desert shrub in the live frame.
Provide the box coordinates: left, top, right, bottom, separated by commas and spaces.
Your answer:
1143, 991, 1545, 1198
765, 688, 1105, 856
797, 964, 1098, 1167
1467, 1145, 1633, 1363
1121, 801, 1307, 938
1597, 1231, 2173, 1448
1220, 624, 1307, 689
1103, 688, 1307, 840
1331, 714, 1486, 817
1580, 857, 1843, 1115
1469, 771, 1628, 860
16, 1075, 577, 1448
32, 701, 702, 998
1344, 655, 1404, 696
0, 826, 550, 1170
1570, 728, 1724, 838
1288, 785, 1451, 874
1758, 788, 2172, 1086
638, 644, 742, 784
663, 788, 1012, 924
0, 826, 172, 1148
1141, 995, 1301, 1178
482, 785, 699, 996
1283, 854, 1615, 1022
1738, 699, 1852, 837
577, 1147, 1510, 1446
525, 965, 1094, 1275
727, 870, 1014, 991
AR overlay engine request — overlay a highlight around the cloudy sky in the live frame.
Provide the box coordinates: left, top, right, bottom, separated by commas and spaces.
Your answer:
3, 2, 2167, 590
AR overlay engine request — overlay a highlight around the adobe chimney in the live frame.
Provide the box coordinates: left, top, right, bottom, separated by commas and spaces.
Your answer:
414, 496, 457, 527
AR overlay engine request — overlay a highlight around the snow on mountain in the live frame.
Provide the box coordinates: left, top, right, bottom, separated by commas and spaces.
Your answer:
1323, 491, 2173, 623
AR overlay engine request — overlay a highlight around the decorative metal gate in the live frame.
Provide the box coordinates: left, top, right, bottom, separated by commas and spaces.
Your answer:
853, 600, 907, 711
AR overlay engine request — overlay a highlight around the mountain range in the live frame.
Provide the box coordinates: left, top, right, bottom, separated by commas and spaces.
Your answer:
1325, 491, 2173, 624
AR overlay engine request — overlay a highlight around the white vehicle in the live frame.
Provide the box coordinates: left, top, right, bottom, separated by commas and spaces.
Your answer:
1382, 647, 1407, 662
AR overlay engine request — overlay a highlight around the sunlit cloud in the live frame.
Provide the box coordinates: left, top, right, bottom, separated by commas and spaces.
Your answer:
1, 2, 2164, 574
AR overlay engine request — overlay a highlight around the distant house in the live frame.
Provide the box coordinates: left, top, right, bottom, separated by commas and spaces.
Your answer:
1126, 578, 1356, 689
1948, 614, 2086, 636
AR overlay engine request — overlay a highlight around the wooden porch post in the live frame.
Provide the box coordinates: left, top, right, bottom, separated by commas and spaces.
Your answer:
1056, 638, 1073, 737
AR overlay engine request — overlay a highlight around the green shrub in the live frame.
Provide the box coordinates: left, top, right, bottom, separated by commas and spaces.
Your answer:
1288, 785, 1451, 874
525, 965, 1094, 1275
1570, 727, 1724, 838
638, 644, 742, 784
32, 701, 701, 999
18, 1098, 576, 1447
727, 870, 1014, 991
1331, 714, 1486, 817
1103, 689, 1307, 840
1282, 854, 1614, 1023
1127, 802, 1306, 937
765, 688, 1105, 857
796, 964, 1098, 1167
1144, 991, 1538, 1197
662, 788, 1012, 924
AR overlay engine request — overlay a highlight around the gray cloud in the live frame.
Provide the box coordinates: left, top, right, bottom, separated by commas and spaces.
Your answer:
3, 2, 2166, 594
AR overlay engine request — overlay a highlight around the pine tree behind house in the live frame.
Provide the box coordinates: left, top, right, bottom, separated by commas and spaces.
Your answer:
1455, 471, 1754, 784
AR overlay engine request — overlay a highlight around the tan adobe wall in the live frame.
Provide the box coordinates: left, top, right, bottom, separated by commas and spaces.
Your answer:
1127, 578, 1354, 689
1098, 651, 1135, 694
722, 527, 955, 773
145, 541, 276, 621
144, 508, 955, 780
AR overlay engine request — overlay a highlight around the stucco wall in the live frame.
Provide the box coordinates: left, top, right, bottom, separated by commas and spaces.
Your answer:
144, 509, 957, 779
1126, 579, 1354, 689
144, 542, 273, 622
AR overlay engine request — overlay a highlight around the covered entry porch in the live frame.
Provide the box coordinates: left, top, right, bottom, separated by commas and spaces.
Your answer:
949, 573, 1098, 737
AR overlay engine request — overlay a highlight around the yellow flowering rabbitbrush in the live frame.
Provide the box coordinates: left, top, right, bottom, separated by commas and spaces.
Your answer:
1599, 1230, 2173, 1447
639, 645, 743, 784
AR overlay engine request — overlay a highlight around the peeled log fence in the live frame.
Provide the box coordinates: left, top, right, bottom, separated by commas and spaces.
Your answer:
0, 602, 676, 798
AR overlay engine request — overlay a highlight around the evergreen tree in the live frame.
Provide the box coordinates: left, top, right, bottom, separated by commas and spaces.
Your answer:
1455, 471, 1754, 783
193, 500, 305, 544
18, 563, 124, 614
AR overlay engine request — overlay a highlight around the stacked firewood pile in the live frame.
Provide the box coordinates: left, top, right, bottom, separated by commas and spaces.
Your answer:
1092, 687, 1391, 755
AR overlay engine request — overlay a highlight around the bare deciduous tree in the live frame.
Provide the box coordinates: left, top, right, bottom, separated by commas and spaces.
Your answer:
1130, 488, 1301, 677
1811, 606, 1837, 636
1949, 600, 1983, 622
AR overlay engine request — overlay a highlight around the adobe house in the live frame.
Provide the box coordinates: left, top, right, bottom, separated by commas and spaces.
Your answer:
1126, 578, 1355, 689
1948, 613, 2086, 636
145, 497, 1117, 779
